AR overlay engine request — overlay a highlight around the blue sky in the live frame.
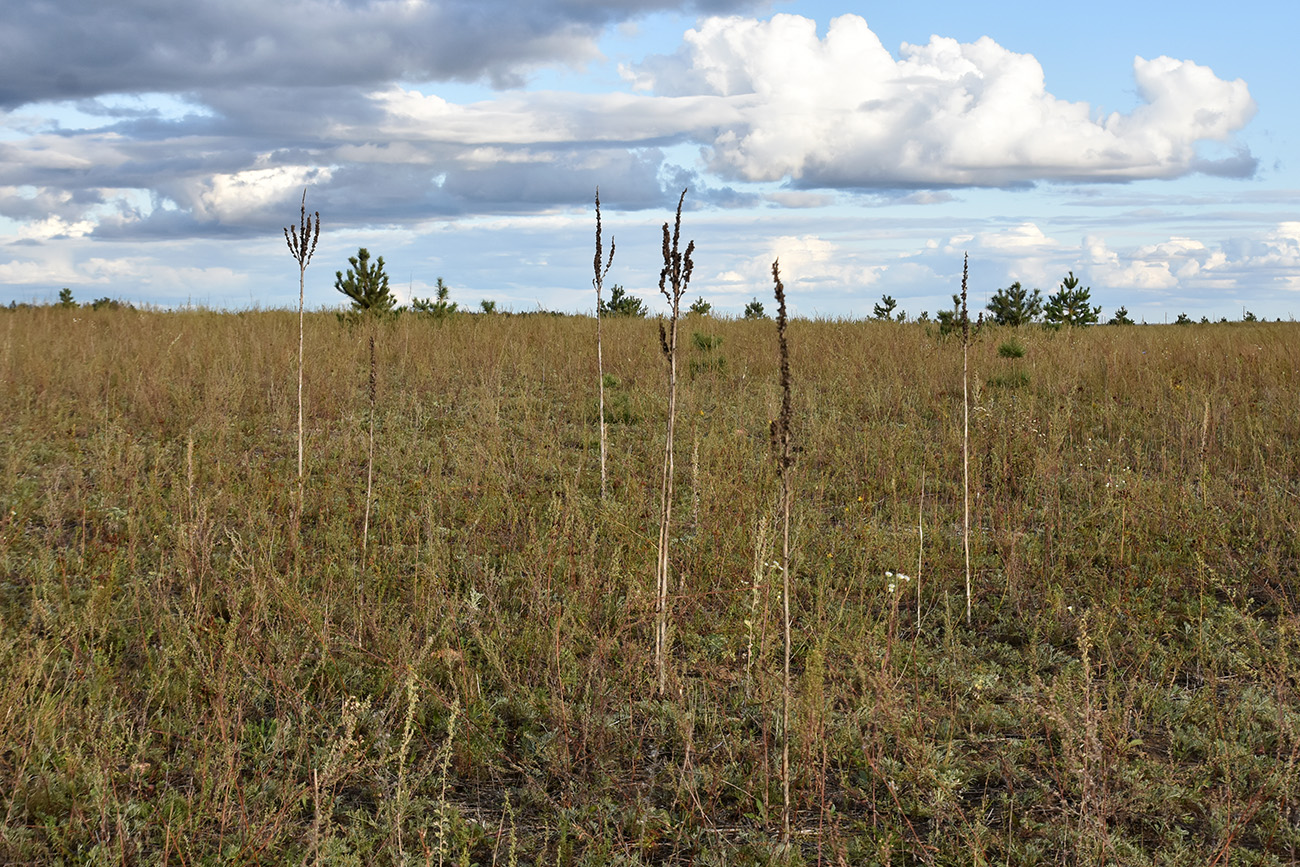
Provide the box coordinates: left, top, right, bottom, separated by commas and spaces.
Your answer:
2, 0, 1296, 320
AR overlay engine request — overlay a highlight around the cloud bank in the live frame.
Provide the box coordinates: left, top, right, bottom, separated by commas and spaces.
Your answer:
0, 11, 1259, 244
0, 0, 759, 105
627, 14, 1258, 187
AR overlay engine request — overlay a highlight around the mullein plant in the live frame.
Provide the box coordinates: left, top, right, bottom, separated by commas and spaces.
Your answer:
960, 254, 972, 625
654, 189, 693, 696
361, 331, 376, 583
284, 190, 320, 546
592, 189, 615, 501
769, 259, 795, 846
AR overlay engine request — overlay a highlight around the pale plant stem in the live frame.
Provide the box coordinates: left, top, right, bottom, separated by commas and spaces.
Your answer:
592, 188, 614, 501
655, 334, 677, 694
691, 423, 700, 532
597, 317, 607, 499
961, 254, 971, 626
283, 189, 319, 550
917, 469, 925, 632
771, 258, 794, 846
781, 478, 791, 844
362, 332, 375, 580
654, 189, 692, 696
295, 266, 301, 522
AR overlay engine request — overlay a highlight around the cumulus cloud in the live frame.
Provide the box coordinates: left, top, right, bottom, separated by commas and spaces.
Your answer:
708, 234, 883, 306
628, 14, 1258, 188
1072, 224, 1300, 299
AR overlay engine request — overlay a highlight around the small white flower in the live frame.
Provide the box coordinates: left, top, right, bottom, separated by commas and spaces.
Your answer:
887, 583, 897, 594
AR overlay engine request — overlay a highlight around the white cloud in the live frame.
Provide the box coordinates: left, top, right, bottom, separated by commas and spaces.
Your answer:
629, 14, 1258, 188
1085, 236, 1180, 290
706, 234, 882, 302
188, 166, 334, 224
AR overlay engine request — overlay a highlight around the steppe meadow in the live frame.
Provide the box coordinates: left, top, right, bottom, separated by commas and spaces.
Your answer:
2, 289, 1298, 864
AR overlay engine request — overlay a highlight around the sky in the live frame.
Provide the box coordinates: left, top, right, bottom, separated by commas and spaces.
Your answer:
2, 0, 1297, 320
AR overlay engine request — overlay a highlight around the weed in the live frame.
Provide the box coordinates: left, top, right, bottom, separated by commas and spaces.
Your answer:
283, 189, 320, 539
654, 188, 694, 696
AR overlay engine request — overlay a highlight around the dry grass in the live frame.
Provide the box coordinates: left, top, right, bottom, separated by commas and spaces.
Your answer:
1, 305, 1299, 865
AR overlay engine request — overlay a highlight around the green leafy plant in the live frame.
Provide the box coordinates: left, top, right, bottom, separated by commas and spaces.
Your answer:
1043, 271, 1100, 327
57, 288, 77, 309
1176, 312, 1193, 325
742, 298, 767, 320
986, 281, 1043, 326
335, 248, 395, 313
1108, 306, 1135, 325
479, 299, 497, 314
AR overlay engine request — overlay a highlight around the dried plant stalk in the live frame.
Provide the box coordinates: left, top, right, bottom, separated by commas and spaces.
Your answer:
362, 330, 376, 574
592, 188, 615, 500
283, 189, 320, 538
770, 258, 794, 846
961, 253, 971, 625
654, 188, 693, 696
917, 468, 925, 631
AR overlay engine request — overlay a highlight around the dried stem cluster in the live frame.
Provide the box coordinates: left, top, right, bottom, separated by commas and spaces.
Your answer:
654, 189, 694, 695
283, 190, 320, 539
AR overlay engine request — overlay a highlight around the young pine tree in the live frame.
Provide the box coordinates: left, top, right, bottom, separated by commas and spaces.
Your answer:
1044, 271, 1101, 327
986, 282, 1043, 326
335, 248, 395, 312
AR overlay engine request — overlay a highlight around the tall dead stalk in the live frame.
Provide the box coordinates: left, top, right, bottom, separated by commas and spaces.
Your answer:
770, 259, 795, 846
284, 190, 320, 537
592, 188, 615, 500
654, 188, 693, 696
362, 331, 376, 574
960, 254, 971, 625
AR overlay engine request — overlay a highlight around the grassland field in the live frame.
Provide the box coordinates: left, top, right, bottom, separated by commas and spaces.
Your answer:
1, 306, 1299, 865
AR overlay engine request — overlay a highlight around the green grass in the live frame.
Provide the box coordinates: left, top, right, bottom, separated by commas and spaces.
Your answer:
2, 307, 1299, 865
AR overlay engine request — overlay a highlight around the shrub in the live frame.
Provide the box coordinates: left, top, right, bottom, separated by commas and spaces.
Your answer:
90, 297, 134, 311
688, 296, 712, 316
1043, 272, 1100, 327
742, 298, 767, 320
335, 248, 395, 312
872, 294, 897, 320
936, 294, 964, 336
997, 339, 1025, 359
986, 282, 1042, 326
1108, 306, 1135, 325
411, 278, 458, 318
599, 285, 647, 318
